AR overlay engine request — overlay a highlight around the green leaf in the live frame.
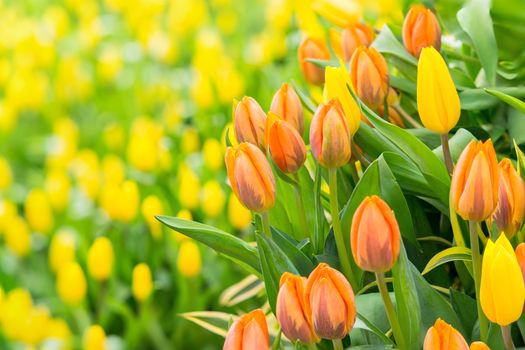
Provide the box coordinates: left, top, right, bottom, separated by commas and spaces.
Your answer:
450, 289, 477, 341
459, 87, 525, 110
291, 81, 316, 114
485, 88, 525, 113
270, 228, 315, 275
392, 242, 421, 349
355, 312, 394, 345
508, 108, 525, 145
304, 58, 338, 68
156, 216, 260, 274
421, 247, 473, 276
372, 25, 418, 66
514, 140, 525, 178
457, 0, 498, 85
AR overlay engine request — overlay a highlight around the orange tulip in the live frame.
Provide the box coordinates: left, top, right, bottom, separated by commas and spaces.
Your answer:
233, 97, 267, 151
305, 263, 356, 339
515, 243, 525, 297
225, 142, 276, 212
223, 309, 270, 350
342, 23, 374, 62
350, 195, 401, 272
349, 46, 389, 109
402, 5, 441, 58
276, 272, 319, 344
309, 100, 351, 168
298, 37, 330, 86
492, 159, 525, 238
450, 140, 499, 221
423, 319, 469, 350
269, 83, 304, 135
266, 113, 307, 174
470, 341, 491, 350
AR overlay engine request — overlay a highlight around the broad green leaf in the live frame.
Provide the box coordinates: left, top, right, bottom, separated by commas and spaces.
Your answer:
514, 140, 525, 178
508, 108, 525, 145
355, 312, 394, 345
421, 247, 472, 276
304, 58, 338, 68
351, 293, 391, 346
271, 228, 315, 275
450, 289, 477, 341
291, 81, 316, 114
372, 25, 418, 65
457, 0, 498, 85
459, 87, 525, 110
156, 216, 260, 274
313, 165, 327, 254
485, 88, 525, 113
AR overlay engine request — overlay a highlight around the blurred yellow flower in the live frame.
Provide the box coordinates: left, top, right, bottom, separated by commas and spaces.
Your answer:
312, 0, 361, 28
201, 180, 226, 219
43, 5, 71, 40
45, 169, 71, 212
132, 263, 153, 302
177, 240, 202, 278
57, 262, 87, 305
103, 123, 125, 152
97, 46, 122, 83
203, 138, 223, 171
0, 288, 33, 340
71, 149, 100, 200
228, 193, 252, 230
83, 325, 106, 350
142, 195, 164, 240
0, 198, 17, 234
127, 116, 164, 172
45, 318, 71, 349
191, 70, 215, 109
178, 164, 200, 210
87, 237, 114, 281
22, 305, 51, 345
6, 68, 48, 111
101, 154, 125, 185
25, 189, 54, 234
0, 100, 17, 132
181, 126, 201, 154
0, 156, 13, 190
4, 216, 31, 257
49, 230, 76, 273
171, 209, 193, 242
100, 180, 140, 222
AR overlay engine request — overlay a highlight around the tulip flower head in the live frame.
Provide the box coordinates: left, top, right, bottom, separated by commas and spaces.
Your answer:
480, 234, 525, 325
417, 46, 460, 134
298, 37, 330, 85
83, 325, 106, 350
132, 263, 153, 302
233, 96, 267, 151
177, 240, 202, 278
351, 195, 401, 272
403, 5, 441, 58
223, 309, 270, 350
492, 159, 525, 238
305, 263, 356, 339
516, 243, 525, 282
49, 230, 76, 273
266, 113, 307, 174
312, 0, 360, 28
57, 262, 87, 305
276, 272, 319, 344
342, 23, 374, 62
349, 46, 389, 109
470, 341, 491, 350
423, 319, 469, 350
451, 140, 499, 221
269, 83, 304, 135
87, 237, 114, 281
309, 99, 352, 168
225, 142, 276, 212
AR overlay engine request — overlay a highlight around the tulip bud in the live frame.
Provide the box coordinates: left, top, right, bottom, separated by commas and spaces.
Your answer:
349, 46, 389, 109
276, 272, 319, 344
342, 23, 374, 62
203, 138, 223, 171
223, 309, 270, 350
492, 159, 525, 238
201, 180, 226, 219
266, 113, 307, 173
403, 5, 441, 58
309, 100, 351, 168
132, 263, 153, 302
228, 194, 252, 230
57, 262, 87, 305
225, 142, 276, 212
83, 325, 106, 350
470, 341, 491, 350
49, 230, 76, 273
141, 194, 164, 240
312, 0, 359, 28
350, 195, 401, 272
178, 163, 200, 210
87, 237, 114, 281
45, 168, 71, 212
423, 319, 469, 350
25, 188, 54, 234
451, 140, 499, 221
305, 263, 356, 339
269, 83, 304, 135
298, 37, 330, 85
417, 47, 460, 134
4, 216, 31, 257
480, 234, 525, 326
177, 240, 201, 278
233, 97, 267, 151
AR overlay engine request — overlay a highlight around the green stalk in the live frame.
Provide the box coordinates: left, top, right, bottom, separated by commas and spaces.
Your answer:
375, 272, 406, 350
501, 325, 516, 350
292, 173, 310, 241
307, 343, 319, 350
440, 133, 454, 175
332, 338, 344, 350
328, 168, 355, 287
261, 211, 272, 238
469, 220, 488, 341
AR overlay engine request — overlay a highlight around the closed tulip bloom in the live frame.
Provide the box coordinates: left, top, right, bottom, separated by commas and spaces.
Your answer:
225, 142, 276, 212
516, 243, 525, 282
470, 341, 490, 350
57, 262, 87, 305
349, 46, 389, 109
266, 113, 307, 173
403, 5, 441, 58
480, 234, 525, 326
451, 140, 499, 221
233, 97, 267, 151
342, 23, 374, 61
351, 196, 401, 272
83, 325, 106, 350
177, 240, 201, 278
312, 0, 360, 28
309, 100, 351, 168
49, 230, 76, 273
132, 263, 153, 302
492, 159, 525, 238
87, 237, 114, 281
423, 319, 469, 350
298, 37, 330, 85
417, 47, 460, 134
323, 66, 361, 136
276, 272, 319, 344
305, 263, 356, 339
223, 309, 270, 350
269, 83, 304, 135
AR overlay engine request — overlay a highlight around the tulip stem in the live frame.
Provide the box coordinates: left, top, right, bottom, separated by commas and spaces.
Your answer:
332, 339, 344, 350
501, 325, 516, 350
307, 343, 318, 350
469, 220, 489, 341
328, 168, 356, 288
393, 105, 423, 129
261, 211, 272, 238
440, 133, 454, 175
292, 174, 310, 241
375, 272, 406, 350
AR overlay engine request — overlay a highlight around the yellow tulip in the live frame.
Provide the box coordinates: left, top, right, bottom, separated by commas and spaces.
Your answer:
4, 216, 31, 257
101, 154, 125, 185
202, 138, 223, 171
323, 66, 361, 136
181, 127, 200, 154
178, 164, 200, 210
417, 47, 460, 134
49, 230, 76, 273
45, 168, 71, 212
0, 198, 17, 234
141, 195, 164, 240
201, 180, 226, 219
46, 318, 71, 349
0, 157, 13, 190
227, 193, 252, 230
312, 0, 360, 28
171, 209, 193, 242
177, 240, 202, 278
57, 262, 87, 305
480, 234, 525, 326
132, 263, 153, 302
87, 237, 114, 281
83, 325, 106, 350
0, 288, 33, 340
25, 189, 54, 234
